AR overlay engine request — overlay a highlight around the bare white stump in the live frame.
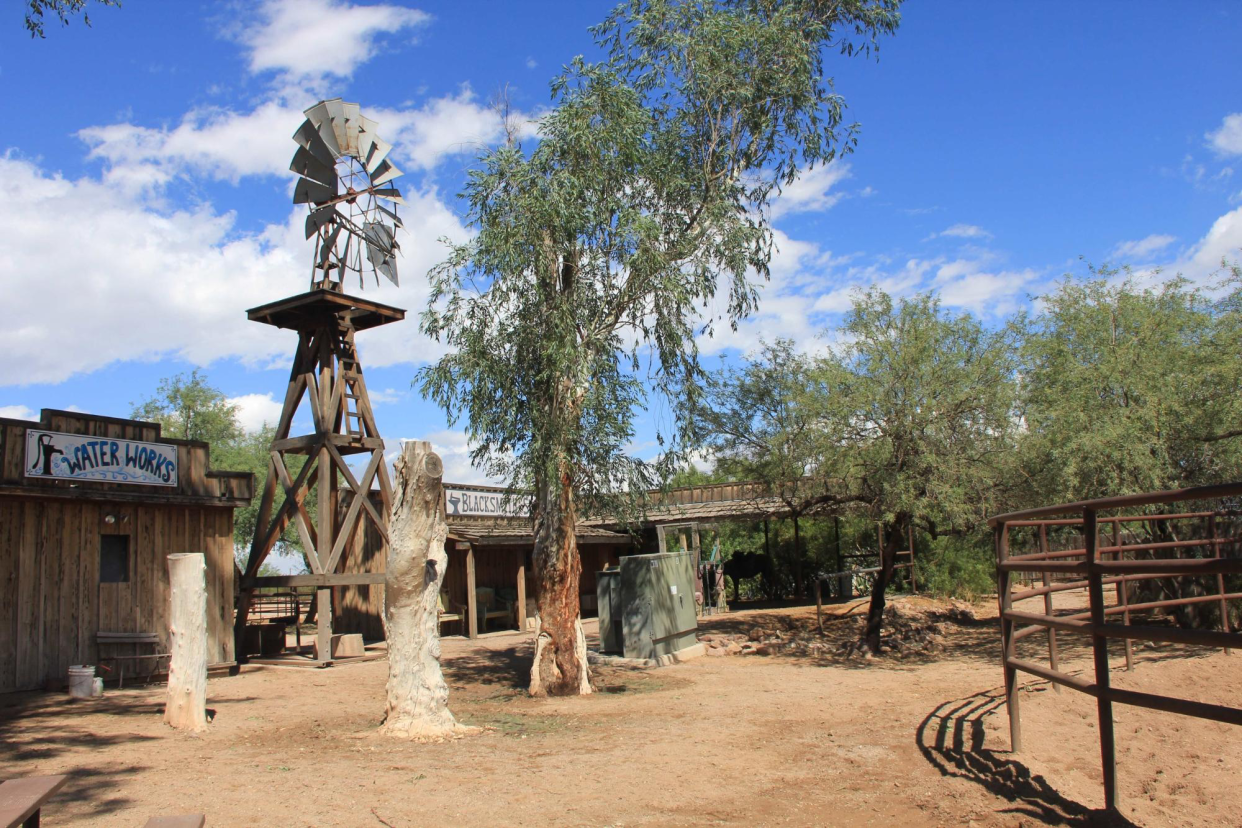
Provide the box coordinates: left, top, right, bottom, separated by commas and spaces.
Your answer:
164, 553, 208, 733
379, 441, 474, 740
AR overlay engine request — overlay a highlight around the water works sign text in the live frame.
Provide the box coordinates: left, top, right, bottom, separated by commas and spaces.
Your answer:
25, 429, 178, 487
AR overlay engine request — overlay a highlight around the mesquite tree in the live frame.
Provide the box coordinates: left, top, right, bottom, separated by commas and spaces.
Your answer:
421, 0, 902, 695
814, 290, 1020, 652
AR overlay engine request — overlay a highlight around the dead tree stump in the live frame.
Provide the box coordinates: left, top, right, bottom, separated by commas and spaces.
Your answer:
164, 553, 208, 733
379, 440, 473, 739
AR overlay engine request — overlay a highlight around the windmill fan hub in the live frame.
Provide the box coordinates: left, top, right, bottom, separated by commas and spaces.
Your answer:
291, 98, 405, 290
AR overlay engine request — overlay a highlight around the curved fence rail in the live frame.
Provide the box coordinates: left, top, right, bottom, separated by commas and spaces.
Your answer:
989, 482, 1242, 812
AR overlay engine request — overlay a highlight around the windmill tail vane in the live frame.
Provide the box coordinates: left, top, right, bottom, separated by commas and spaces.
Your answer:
291, 98, 404, 291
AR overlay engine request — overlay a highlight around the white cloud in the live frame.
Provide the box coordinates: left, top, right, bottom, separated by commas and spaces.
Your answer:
0, 154, 467, 387
525, 57, 538, 70
238, 0, 430, 86
374, 87, 537, 171
929, 223, 992, 241
771, 162, 851, 219
1207, 113, 1242, 156
1111, 234, 1176, 260
368, 388, 405, 405
79, 100, 303, 190
78, 89, 529, 190
0, 405, 35, 420
228, 393, 284, 432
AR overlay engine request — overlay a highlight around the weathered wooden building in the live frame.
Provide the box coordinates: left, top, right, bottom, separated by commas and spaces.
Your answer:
0, 410, 253, 693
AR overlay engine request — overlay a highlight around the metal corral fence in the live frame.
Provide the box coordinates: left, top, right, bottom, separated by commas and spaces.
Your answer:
989, 482, 1242, 812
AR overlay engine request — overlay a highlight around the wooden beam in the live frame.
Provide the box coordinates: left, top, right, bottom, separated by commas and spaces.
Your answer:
247, 573, 385, 587
517, 560, 526, 632
466, 544, 478, 639
325, 450, 383, 572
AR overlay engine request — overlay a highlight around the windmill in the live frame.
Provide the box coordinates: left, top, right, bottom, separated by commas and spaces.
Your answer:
235, 99, 406, 666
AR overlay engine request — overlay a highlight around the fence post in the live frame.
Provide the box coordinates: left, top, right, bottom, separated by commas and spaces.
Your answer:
996, 522, 1021, 753
1085, 507, 1118, 811
1037, 524, 1060, 693
1210, 514, 1232, 655
1113, 520, 1134, 670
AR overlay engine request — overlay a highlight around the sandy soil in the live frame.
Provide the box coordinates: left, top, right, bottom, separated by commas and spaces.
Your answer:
1, 596, 1239, 827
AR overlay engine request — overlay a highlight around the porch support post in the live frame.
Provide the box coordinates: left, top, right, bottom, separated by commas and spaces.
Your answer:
466, 543, 478, 640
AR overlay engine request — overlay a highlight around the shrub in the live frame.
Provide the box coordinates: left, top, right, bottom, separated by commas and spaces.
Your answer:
916, 533, 996, 601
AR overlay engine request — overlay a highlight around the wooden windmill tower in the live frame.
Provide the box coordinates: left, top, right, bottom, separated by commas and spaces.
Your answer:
235, 99, 407, 665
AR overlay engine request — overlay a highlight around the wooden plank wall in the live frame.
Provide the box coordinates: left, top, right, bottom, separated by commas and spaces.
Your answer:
333, 492, 386, 641
0, 412, 251, 502
0, 499, 235, 694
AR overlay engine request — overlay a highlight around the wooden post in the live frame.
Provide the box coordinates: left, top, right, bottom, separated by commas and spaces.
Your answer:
164, 553, 208, 733
466, 544, 478, 640
1038, 524, 1060, 693
516, 561, 527, 632
996, 523, 1021, 753
815, 578, 823, 634
908, 525, 917, 593
1085, 508, 1118, 811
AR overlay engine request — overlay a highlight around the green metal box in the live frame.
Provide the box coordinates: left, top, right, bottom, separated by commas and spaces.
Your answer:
617, 550, 698, 660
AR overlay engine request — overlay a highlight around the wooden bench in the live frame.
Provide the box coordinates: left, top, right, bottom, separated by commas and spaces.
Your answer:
0, 774, 67, 828
143, 816, 206, 828
97, 632, 170, 689
438, 592, 465, 636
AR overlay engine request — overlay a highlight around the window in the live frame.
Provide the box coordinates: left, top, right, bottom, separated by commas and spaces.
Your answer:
100, 535, 130, 583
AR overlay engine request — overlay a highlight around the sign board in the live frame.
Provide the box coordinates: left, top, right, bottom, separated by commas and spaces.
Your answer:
444, 487, 531, 518
25, 429, 178, 487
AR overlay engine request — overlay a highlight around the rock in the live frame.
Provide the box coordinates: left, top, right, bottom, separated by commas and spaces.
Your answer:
705, 646, 727, 657
726, 642, 743, 656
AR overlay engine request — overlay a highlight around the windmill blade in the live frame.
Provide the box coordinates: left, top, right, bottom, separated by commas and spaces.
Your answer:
292, 119, 336, 167
363, 221, 396, 255
305, 204, 337, 239
365, 137, 393, 175
356, 115, 379, 164
340, 101, 361, 158
376, 203, 403, 228
322, 99, 349, 155
376, 256, 398, 286
303, 100, 341, 158
370, 158, 403, 187
372, 187, 404, 205
291, 147, 337, 188
293, 176, 335, 206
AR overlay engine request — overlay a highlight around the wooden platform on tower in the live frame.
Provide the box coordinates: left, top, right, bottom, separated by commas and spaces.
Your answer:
234, 286, 404, 666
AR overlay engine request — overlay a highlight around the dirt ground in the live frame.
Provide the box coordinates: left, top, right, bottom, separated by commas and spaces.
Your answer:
1, 596, 1240, 827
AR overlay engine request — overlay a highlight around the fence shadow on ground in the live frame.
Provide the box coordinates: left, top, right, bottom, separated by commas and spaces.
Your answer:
916, 687, 1138, 827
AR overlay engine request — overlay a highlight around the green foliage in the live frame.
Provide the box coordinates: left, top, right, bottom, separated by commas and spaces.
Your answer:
131, 369, 242, 448
915, 532, 995, 602
1017, 267, 1242, 504
132, 371, 311, 568
24, 0, 119, 38
813, 289, 1022, 533
698, 339, 822, 507
421, 0, 902, 524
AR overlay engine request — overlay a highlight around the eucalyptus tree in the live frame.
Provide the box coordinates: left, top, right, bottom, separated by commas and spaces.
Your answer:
421, 0, 902, 695
810, 290, 1020, 653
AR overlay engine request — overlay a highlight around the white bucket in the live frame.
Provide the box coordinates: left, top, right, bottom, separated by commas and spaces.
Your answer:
67, 665, 95, 699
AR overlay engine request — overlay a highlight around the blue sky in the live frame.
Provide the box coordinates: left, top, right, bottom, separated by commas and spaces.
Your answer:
2, 0, 1241, 488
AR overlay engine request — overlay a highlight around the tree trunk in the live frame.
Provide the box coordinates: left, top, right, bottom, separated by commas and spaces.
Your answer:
379, 441, 471, 739
863, 517, 907, 654
793, 516, 803, 599
529, 471, 590, 697
164, 553, 208, 733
